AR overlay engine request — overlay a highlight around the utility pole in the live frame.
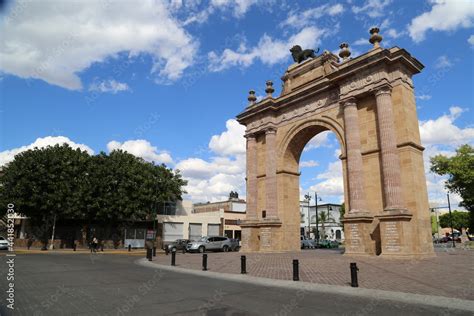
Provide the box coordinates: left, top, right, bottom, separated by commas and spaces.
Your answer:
315, 192, 319, 247
304, 193, 311, 239
447, 194, 456, 248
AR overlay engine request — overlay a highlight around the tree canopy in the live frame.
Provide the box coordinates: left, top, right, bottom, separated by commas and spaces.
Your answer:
430, 144, 474, 230
0, 144, 187, 233
439, 211, 470, 231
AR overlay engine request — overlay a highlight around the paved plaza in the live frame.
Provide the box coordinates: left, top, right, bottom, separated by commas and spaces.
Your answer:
4, 253, 470, 315
151, 248, 474, 300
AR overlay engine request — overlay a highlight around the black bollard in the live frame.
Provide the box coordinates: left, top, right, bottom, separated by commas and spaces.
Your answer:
165, 246, 169, 255
293, 259, 299, 281
171, 249, 176, 266
73, 243, 76, 251
241, 255, 247, 274
350, 262, 359, 287
202, 254, 208, 271
128, 244, 131, 252
153, 246, 156, 257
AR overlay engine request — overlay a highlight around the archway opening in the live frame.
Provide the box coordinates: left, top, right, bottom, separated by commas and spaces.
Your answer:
284, 127, 346, 245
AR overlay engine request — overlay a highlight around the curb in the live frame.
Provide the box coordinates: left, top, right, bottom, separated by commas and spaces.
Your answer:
4, 250, 150, 255
136, 258, 474, 313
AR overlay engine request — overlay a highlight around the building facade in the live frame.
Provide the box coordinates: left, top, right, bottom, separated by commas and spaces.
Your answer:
193, 195, 246, 240
299, 202, 344, 241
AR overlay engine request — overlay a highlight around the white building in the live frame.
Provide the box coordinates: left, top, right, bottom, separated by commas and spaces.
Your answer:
299, 202, 344, 241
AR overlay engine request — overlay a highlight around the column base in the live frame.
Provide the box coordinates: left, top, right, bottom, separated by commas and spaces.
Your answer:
341, 213, 375, 256
240, 219, 284, 252
375, 211, 415, 257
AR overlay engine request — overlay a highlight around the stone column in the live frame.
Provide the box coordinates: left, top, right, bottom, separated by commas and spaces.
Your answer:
342, 98, 367, 213
374, 85, 406, 212
245, 134, 258, 219
265, 128, 277, 219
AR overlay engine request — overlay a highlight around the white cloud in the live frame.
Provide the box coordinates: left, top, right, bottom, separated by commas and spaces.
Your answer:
416, 94, 432, 101
303, 131, 331, 151
0, 0, 197, 90
280, 4, 344, 29
408, 0, 474, 43
469, 35, 474, 47
418, 108, 470, 209
419, 106, 474, 146
353, 38, 369, 46
208, 26, 327, 72
181, 0, 259, 25
177, 119, 247, 202
309, 161, 344, 197
300, 160, 319, 168
434, 55, 453, 69
211, 0, 259, 18
107, 139, 173, 164
0, 136, 94, 167
209, 119, 246, 156
386, 28, 404, 39
352, 0, 392, 18
89, 79, 130, 94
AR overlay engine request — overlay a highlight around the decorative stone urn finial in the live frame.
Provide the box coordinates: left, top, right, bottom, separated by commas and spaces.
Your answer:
369, 27, 383, 48
265, 80, 274, 98
247, 89, 257, 105
338, 42, 351, 61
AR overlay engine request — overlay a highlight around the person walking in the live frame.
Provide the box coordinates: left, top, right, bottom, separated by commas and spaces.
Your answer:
92, 236, 98, 253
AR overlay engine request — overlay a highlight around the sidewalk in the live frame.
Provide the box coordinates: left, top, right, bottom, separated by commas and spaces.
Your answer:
4, 247, 152, 255
150, 248, 474, 300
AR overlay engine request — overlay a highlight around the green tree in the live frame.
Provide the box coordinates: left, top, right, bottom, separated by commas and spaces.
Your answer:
431, 215, 439, 235
430, 144, 474, 230
0, 146, 188, 248
340, 203, 345, 221
312, 210, 334, 240
439, 211, 470, 231
0, 144, 91, 246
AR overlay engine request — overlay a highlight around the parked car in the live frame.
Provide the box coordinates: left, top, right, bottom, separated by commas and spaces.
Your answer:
165, 239, 191, 252
319, 239, 340, 249
0, 236, 9, 250
186, 236, 239, 253
301, 236, 315, 249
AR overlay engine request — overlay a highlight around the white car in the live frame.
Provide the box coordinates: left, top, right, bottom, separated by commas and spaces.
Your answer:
0, 236, 9, 250
301, 236, 315, 249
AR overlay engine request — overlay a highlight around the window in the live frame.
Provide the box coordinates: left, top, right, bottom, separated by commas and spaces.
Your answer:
157, 202, 177, 215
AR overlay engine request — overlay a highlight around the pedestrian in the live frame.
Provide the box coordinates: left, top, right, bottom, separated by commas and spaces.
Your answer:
92, 236, 98, 253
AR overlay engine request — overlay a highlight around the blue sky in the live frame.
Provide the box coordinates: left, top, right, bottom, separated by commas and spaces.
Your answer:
0, 0, 473, 206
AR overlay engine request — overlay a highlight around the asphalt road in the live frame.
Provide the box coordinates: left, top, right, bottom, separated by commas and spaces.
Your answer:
0, 253, 470, 316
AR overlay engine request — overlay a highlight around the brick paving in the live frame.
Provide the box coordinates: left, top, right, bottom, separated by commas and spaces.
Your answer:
152, 248, 474, 300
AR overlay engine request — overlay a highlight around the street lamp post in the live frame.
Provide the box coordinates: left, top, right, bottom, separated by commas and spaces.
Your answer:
304, 193, 311, 239
314, 192, 320, 247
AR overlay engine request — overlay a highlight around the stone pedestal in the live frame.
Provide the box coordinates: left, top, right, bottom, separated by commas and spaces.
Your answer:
342, 214, 375, 256
376, 211, 418, 258
240, 226, 259, 252
240, 219, 282, 252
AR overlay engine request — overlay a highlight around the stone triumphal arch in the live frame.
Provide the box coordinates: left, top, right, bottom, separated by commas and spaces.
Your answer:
236, 29, 434, 258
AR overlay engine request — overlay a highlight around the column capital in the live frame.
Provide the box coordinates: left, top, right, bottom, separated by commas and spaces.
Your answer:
374, 84, 392, 97
264, 127, 277, 135
341, 97, 357, 108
